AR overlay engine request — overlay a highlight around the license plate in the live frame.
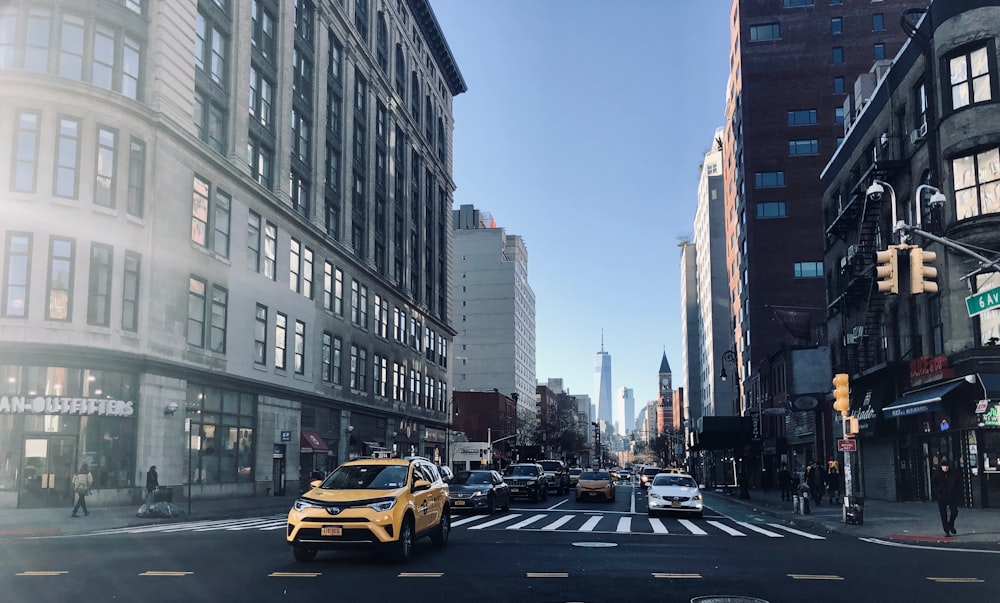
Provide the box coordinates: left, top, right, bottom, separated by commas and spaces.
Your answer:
453, 500, 465, 506
321, 526, 342, 536
510, 487, 520, 493
671, 502, 681, 508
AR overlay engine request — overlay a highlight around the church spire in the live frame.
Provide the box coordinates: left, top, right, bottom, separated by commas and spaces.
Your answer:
658, 350, 671, 375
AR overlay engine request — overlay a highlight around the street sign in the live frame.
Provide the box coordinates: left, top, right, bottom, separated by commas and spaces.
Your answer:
837, 439, 858, 452
966, 286, 1000, 317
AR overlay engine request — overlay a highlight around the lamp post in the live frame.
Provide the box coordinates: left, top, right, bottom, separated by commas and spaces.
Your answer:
720, 347, 750, 499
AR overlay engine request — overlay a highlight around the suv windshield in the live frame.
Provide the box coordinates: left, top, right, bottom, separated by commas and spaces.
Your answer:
509, 465, 540, 477
453, 470, 493, 485
538, 461, 562, 471
321, 464, 409, 489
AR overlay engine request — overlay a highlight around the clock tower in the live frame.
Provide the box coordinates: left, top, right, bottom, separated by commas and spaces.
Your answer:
657, 352, 673, 434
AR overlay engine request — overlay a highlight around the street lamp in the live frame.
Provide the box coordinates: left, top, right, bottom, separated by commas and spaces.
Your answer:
720, 347, 750, 499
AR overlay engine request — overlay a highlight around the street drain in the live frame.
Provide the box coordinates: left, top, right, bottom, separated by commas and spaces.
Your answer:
571, 542, 617, 548
692, 597, 770, 603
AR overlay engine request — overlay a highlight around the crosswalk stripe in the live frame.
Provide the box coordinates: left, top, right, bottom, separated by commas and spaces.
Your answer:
766, 523, 825, 540
449, 515, 484, 527
506, 514, 548, 530
735, 521, 784, 537
541, 515, 575, 530
226, 519, 286, 531
678, 519, 707, 535
468, 513, 521, 530
578, 516, 601, 531
649, 518, 668, 534
706, 520, 746, 536
616, 517, 631, 533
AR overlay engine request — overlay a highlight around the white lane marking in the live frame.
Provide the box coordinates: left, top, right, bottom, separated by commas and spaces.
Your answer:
860, 537, 1000, 554
541, 515, 576, 531
506, 514, 548, 530
578, 516, 602, 531
546, 498, 569, 510
616, 517, 632, 533
766, 523, 826, 540
468, 513, 521, 530
449, 515, 486, 527
649, 518, 668, 534
706, 520, 746, 536
734, 521, 784, 537
678, 519, 707, 535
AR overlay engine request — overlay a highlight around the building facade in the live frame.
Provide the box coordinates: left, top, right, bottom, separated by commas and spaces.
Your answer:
594, 344, 612, 426
0, 0, 464, 508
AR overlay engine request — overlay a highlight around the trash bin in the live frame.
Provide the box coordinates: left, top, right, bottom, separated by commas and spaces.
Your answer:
845, 496, 864, 525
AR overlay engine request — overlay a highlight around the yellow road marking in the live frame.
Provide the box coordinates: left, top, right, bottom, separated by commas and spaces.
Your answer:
652, 573, 702, 579
269, 572, 321, 577
927, 577, 984, 583
398, 572, 444, 578
16, 571, 68, 576
527, 572, 568, 578
139, 571, 193, 577
788, 574, 844, 581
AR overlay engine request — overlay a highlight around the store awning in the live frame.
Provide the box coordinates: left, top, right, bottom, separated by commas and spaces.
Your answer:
300, 430, 329, 453
882, 380, 964, 419
691, 416, 751, 451
976, 373, 1000, 399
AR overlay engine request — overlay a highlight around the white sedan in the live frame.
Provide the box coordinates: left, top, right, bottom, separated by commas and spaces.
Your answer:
647, 473, 703, 518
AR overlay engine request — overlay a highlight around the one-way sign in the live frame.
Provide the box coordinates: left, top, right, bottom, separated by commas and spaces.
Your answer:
837, 439, 857, 452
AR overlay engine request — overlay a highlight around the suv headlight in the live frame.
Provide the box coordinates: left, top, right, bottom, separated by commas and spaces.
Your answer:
366, 497, 397, 512
293, 498, 321, 512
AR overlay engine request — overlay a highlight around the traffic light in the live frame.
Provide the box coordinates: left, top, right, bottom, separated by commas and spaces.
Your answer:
845, 416, 859, 438
832, 373, 850, 416
910, 246, 938, 294
875, 246, 899, 294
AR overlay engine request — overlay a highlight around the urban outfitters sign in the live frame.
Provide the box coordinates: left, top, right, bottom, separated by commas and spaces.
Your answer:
0, 396, 135, 417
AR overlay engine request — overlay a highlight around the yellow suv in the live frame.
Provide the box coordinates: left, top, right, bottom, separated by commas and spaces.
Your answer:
286, 456, 450, 562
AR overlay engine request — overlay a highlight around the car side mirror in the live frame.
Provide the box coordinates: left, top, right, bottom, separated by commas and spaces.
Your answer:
413, 479, 431, 491
310, 479, 322, 488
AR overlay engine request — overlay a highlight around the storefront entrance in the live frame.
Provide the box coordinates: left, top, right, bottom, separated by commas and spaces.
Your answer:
18, 436, 76, 509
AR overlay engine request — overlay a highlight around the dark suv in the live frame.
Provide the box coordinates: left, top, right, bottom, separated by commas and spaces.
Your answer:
504, 463, 549, 501
537, 459, 571, 494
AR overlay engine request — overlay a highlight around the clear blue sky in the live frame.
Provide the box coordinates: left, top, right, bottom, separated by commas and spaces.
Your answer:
432, 0, 733, 419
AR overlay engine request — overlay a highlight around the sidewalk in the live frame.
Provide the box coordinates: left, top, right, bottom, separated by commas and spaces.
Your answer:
705, 485, 1000, 549
0, 493, 297, 538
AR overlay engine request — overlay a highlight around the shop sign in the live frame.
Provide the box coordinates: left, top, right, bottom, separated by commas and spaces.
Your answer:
851, 405, 878, 432
909, 355, 955, 387
0, 395, 134, 417
981, 405, 1000, 428
976, 400, 990, 414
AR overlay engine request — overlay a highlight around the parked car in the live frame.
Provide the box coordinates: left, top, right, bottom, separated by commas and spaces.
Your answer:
286, 456, 450, 563
537, 459, 571, 494
448, 469, 510, 514
647, 472, 703, 518
575, 470, 615, 502
504, 463, 549, 501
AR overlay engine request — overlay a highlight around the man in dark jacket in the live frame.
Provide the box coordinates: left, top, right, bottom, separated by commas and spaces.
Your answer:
932, 457, 962, 536
145, 465, 159, 506
778, 465, 793, 501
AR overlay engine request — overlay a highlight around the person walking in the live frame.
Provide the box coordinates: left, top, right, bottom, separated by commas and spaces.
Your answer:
71, 462, 93, 517
932, 457, 962, 536
778, 464, 793, 501
826, 463, 842, 505
806, 462, 826, 506
145, 465, 159, 507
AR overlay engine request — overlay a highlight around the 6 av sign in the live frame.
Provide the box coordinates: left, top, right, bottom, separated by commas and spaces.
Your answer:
966, 286, 1000, 317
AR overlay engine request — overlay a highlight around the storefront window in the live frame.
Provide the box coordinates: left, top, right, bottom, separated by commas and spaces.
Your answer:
185, 384, 255, 484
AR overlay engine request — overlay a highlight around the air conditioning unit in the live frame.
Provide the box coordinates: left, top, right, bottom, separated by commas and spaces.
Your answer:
910, 122, 928, 145
852, 326, 869, 339
845, 334, 860, 345
846, 244, 859, 263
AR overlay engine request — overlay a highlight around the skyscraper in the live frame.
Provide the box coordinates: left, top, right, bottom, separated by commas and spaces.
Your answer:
613, 386, 634, 436
594, 337, 613, 427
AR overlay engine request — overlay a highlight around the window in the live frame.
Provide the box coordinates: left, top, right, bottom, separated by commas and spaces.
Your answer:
374, 294, 388, 338
55, 117, 80, 198
195, 92, 227, 153
754, 171, 785, 187
789, 139, 819, 156
93, 127, 118, 208
191, 176, 231, 258
127, 138, 146, 217
783, 0, 813, 6
302, 246, 313, 299
294, 320, 305, 374
87, 244, 113, 326
185, 384, 256, 485
196, 10, 228, 85
350, 344, 367, 391
254, 303, 267, 364
3, 233, 30, 318
351, 280, 368, 327
872, 13, 885, 31
334, 267, 344, 315
949, 46, 993, 111
332, 336, 343, 385
248, 136, 273, 188
835, 107, 845, 125
91, 26, 114, 89
321, 332, 332, 382
874, 43, 885, 61
251, 0, 276, 61
376, 13, 388, 72
25, 12, 50, 73
831, 17, 842, 35
247, 211, 261, 272
793, 262, 824, 278
749, 23, 780, 42
787, 109, 817, 126
208, 285, 228, 353
757, 201, 787, 218
275, 311, 287, 369
953, 147, 1000, 220
187, 276, 207, 347
373, 354, 387, 397
122, 251, 140, 331
263, 220, 277, 280
354, 0, 369, 42
833, 76, 845, 95
44, 237, 75, 321
13, 112, 39, 192
832, 46, 844, 64
249, 66, 274, 128
289, 238, 300, 293
0, 15, 15, 69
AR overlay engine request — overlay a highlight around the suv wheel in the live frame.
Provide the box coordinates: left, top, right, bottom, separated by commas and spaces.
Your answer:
388, 517, 414, 563
430, 509, 450, 546
292, 545, 317, 562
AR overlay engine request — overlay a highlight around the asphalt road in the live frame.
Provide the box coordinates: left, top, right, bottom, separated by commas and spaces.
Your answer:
2, 482, 997, 603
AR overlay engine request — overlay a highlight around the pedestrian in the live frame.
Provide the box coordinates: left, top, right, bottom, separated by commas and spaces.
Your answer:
932, 457, 962, 537
71, 462, 93, 517
826, 463, 842, 505
778, 464, 793, 501
145, 465, 159, 506
806, 462, 825, 506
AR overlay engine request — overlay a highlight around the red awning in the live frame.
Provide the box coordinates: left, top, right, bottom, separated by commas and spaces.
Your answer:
300, 430, 329, 453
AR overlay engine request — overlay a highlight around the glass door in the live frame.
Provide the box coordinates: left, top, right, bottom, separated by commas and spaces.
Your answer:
18, 436, 77, 508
